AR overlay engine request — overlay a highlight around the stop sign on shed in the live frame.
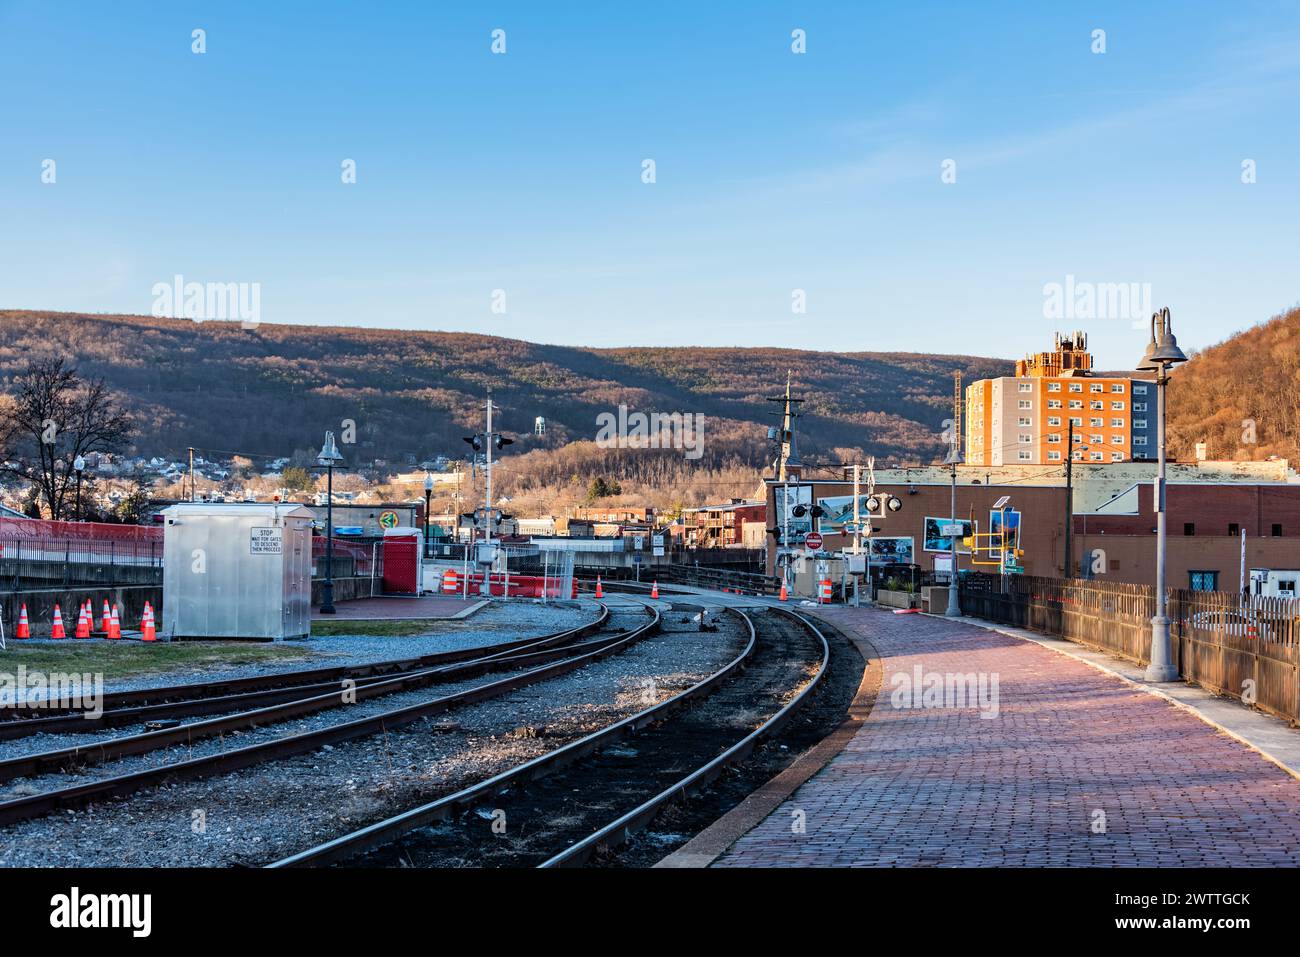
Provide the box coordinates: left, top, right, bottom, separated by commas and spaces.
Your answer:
804, 532, 823, 550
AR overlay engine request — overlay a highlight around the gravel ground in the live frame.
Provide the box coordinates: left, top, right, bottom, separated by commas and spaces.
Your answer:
18, 600, 602, 702
0, 601, 608, 764
0, 603, 747, 867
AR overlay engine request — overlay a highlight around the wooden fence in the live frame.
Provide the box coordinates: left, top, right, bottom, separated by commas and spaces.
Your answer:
960, 574, 1300, 726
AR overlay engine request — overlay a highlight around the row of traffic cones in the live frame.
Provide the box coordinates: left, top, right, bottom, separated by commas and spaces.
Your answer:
12, 601, 157, 641
591, 576, 661, 600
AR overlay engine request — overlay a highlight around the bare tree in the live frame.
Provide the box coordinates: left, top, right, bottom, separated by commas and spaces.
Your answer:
0, 357, 134, 520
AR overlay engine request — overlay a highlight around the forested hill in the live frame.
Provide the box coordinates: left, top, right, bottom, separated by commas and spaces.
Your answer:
0, 310, 1011, 469
1166, 305, 1300, 463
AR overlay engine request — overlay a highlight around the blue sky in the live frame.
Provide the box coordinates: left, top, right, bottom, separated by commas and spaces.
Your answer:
1, 0, 1297, 368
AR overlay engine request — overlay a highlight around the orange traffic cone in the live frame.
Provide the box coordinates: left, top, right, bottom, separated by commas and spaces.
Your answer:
108, 605, 121, 640
75, 604, 90, 639
99, 599, 111, 634
594, 575, 603, 599
779, 581, 788, 602
50, 604, 67, 639
16, 604, 30, 639
142, 603, 157, 642
650, 581, 659, 599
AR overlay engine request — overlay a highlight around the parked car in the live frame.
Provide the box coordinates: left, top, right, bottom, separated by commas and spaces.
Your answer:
1186, 609, 1269, 640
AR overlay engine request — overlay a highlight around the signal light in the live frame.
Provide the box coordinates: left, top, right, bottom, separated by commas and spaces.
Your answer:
494, 435, 514, 450
463, 435, 484, 452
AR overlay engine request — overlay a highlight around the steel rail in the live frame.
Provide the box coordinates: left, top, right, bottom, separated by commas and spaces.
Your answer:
0, 605, 610, 729
0, 606, 634, 783
539, 608, 830, 867
0, 605, 660, 827
267, 606, 757, 868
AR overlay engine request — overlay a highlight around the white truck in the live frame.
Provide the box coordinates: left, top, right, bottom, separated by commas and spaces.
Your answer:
1248, 568, 1300, 598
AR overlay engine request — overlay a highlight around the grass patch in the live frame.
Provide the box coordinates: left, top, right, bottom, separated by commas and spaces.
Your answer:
309, 618, 444, 637
0, 642, 319, 681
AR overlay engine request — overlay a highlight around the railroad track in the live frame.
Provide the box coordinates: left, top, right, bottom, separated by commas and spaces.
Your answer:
0, 603, 660, 827
268, 606, 828, 868
0, 605, 611, 737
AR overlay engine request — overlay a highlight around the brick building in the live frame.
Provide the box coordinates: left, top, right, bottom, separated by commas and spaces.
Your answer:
1073, 482, 1300, 591
965, 331, 1157, 467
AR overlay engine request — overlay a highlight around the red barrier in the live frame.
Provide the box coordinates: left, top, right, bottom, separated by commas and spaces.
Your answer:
457, 573, 577, 599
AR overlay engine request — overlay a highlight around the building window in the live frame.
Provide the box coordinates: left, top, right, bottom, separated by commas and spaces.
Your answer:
1273, 523, 1283, 537
1090, 451, 1103, 461
1184, 523, 1196, 536
1048, 416, 1061, 426
1134, 402, 1147, 412
1111, 401, 1125, 410
1090, 417, 1103, 427
1017, 450, 1032, 461
1228, 522, 1239, 536
1069, 400, 1083, 409
1189, 570, 1218, 592
1090, 383, 1103, 393
1111, 383, 1125, 393
1111, 435, 1124, 444
1047, 433, 1061, 443
1047, 450, 1061, 461
1090, 434, 1103, 443
1133, 419, 1147, 430
1018, 416, 1032, 426
1134, 436, 1148, 446
1111, 418, 1124, 427
1018, 382, 1032, 392
1018, 399, 1032, 409
1072, 450, 1084, 460
1134, 383, 1148, 395
1111, 452, 1123, 461
1090, 400, 1104, 410
1047, 382, 1061, 392
1018, 434, 1032, 443
1048, 399, 1062, 409
1069, 383, 1083, 393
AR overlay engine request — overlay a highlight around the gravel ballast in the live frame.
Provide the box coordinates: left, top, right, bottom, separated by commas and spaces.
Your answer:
0, 603, 747, 867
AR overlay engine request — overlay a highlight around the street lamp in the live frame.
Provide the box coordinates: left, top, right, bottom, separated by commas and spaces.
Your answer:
73, 455, 86, 522
316, 431, 344, 615
1136, 307, 1188, 682
423, 472, 434, 559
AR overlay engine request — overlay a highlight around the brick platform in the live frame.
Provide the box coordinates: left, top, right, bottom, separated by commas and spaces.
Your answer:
715, 607, 1300, 867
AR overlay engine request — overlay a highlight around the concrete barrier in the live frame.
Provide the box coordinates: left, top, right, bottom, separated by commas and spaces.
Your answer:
876, 588, 919, 610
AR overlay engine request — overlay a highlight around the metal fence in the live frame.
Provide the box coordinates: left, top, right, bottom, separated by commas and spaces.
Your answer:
0, 518, 164, 589
960, 573, 1300, 726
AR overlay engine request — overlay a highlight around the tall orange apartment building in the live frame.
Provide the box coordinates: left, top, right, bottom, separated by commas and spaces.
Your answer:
965, 332, 1157, 467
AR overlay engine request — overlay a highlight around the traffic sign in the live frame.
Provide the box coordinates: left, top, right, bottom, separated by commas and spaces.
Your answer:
804, 532, 823, 550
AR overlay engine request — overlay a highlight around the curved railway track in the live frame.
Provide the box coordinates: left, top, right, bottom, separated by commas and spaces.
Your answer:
0, 603, 660, 827
268, 606, 829, 868
0, 605, 612, 736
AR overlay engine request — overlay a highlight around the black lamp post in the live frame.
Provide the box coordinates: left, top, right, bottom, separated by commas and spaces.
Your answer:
424, 472, 434, 559
317, 431, 343, 614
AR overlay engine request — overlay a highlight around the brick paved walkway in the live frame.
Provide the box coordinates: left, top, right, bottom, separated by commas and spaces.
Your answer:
715, 608, 1300, 867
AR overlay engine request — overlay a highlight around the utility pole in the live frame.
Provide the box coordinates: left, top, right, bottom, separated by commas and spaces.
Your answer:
1064, 419, 1074, 577
188, 447, 196, 502
463, 393, 513, 599
946, 372, 962, 616
484, 395, 494, 598
767, 372, 804, 593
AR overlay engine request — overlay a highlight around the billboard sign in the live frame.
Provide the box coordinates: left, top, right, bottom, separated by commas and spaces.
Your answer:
868, 536, 913, 564
989, 509, 1022, 557
775, 484, 813, 543
923, 516, 972, 554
